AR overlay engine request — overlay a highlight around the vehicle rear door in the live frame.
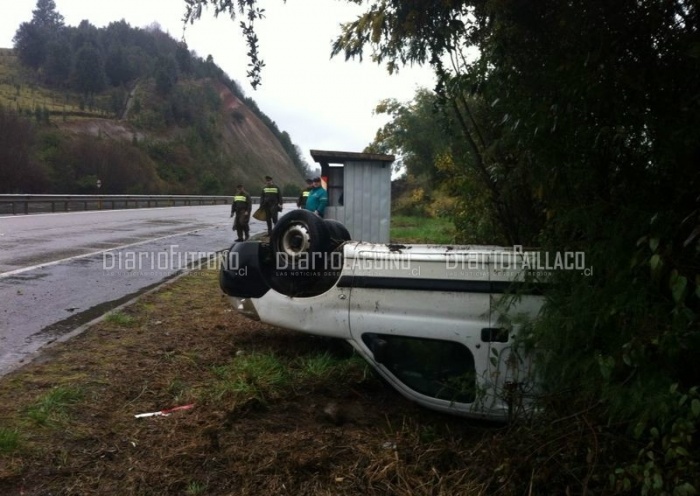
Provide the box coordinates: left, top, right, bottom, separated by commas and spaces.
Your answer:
345, 246, 496, 417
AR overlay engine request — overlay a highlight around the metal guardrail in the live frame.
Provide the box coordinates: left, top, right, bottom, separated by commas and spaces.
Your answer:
0, 194, 297, 215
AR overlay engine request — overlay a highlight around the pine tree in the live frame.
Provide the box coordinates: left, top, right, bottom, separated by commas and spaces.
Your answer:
12, 0, 65, 69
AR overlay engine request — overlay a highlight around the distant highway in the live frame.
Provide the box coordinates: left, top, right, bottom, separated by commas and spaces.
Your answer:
0, 204, 292, 377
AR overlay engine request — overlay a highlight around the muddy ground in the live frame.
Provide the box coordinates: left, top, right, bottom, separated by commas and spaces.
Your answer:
0, 270, 503, 495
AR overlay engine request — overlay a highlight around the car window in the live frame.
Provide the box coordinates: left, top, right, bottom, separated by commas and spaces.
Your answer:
362, 333, 476, 403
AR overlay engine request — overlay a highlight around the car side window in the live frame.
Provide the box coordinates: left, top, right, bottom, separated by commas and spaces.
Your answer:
362, 333, 477, 403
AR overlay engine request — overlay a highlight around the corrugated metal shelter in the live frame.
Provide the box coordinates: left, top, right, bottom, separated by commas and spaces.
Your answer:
311, 149, 394, 243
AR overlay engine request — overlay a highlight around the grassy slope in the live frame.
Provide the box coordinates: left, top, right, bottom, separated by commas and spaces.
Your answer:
0, 48, 108, 119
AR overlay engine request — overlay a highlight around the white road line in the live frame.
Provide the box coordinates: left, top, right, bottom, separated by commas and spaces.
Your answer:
0, 204, 228, 220
0, 227, 219, 279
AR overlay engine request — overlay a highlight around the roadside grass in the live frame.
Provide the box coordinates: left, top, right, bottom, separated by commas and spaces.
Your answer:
295, 351, 366, 382
25, 386, 83, 426
390, 215, 456, 244
0, 428, 19, 454
104, 310, 136, 327
0, 269, 494, 495
208, 349, 369, 404
210, 353, 290, 402
185, 481, 208, 495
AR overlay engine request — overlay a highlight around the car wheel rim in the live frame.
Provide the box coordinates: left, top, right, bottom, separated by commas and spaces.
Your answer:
280, 224, 311, 256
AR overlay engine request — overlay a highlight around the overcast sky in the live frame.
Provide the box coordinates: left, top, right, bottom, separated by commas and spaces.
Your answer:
1, 0, 436, 173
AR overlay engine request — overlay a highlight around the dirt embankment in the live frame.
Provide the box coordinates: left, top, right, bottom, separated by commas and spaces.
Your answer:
59, 119, 145, 142
216, 82, 304, 187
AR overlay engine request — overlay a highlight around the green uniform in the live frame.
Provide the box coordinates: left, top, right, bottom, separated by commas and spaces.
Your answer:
260, 181, 282, 234
297, 187, 311, 208
231, 190, 252, 241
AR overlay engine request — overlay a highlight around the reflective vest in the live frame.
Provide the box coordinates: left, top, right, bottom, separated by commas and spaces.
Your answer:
232, 193, 251, 214
261, 185, 281, 206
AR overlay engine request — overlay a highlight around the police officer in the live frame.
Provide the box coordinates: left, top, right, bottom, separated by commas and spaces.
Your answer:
297, 178, 313, 208
260, 175, 282, 235
231, 184, 252, 241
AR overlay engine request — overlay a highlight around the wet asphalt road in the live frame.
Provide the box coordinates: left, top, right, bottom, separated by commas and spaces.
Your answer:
0, 204, 284, 377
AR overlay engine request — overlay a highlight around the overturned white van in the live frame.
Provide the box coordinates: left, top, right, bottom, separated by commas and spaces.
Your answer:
219, 210, 543, 422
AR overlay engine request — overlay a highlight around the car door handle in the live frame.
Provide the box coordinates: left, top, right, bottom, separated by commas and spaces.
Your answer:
481, 328, 509, 343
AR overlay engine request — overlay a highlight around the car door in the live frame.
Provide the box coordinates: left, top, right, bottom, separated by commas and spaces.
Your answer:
345, 245, 501, 419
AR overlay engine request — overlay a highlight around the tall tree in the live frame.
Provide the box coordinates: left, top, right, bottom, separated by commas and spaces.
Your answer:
43, 36, 73, 85
70, 20, 101, 52
30, 0, 64, 28
71, 43, 107, 94
104, 46, 134, 87
369, 90, 452, 182
154, 55, 179, 95
12, 22, 48, 69
13, 0, 65, 69
175, 42, 193, 75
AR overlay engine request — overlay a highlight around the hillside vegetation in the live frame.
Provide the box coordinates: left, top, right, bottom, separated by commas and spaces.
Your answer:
0, 3, 309, 195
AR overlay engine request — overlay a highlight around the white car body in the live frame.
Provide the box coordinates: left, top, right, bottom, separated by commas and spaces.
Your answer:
221, 238, 543, 422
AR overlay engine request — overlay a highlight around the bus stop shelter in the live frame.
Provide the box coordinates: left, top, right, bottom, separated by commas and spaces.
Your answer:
310, 149, 394, 243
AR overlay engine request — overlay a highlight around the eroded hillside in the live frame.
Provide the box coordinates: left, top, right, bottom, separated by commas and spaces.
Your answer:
0, 43, 307, 194
52, 79, 306, 191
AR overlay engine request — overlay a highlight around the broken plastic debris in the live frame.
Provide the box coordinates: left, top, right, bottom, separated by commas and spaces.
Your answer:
134, 403, 194, 418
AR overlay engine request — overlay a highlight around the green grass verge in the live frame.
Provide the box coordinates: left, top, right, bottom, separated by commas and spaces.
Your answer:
390, 215, 456, 244
104, 311, 136, 327
0, 428, 20, 454
25, 386, 83, 426
209, 351, 368, 404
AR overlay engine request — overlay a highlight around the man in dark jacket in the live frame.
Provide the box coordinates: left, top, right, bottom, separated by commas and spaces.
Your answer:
260, 175, 283, 235
297, 178, 313, 208
231, 184, 252, 241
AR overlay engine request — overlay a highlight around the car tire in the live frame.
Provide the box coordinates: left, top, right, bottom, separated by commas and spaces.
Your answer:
324, 219, 351, 250
271, 210, 330, 261
306, 244, 346, 295
267, 210, 330, 296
